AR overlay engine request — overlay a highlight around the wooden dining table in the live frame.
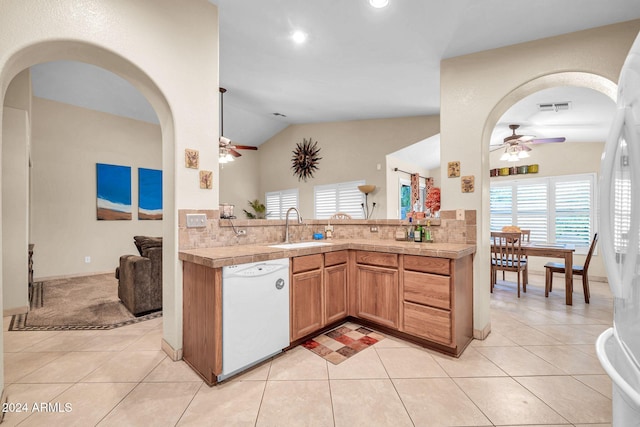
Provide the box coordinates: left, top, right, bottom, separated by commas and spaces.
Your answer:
492, 240, 576, 305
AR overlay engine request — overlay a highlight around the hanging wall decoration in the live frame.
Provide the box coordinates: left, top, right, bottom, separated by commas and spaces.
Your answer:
199, 170, 213, 189
447, 161, 460, 177
291, 137, 322, 181
96, 163, 132, 220
461, 175, 475, 193
138, 168, 163, 220
185, 149, 199, 169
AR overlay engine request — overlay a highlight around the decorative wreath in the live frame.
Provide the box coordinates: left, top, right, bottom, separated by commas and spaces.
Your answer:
291, 138, 322, 181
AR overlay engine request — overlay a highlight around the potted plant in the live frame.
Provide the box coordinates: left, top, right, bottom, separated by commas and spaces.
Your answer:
243, 199, 267, 219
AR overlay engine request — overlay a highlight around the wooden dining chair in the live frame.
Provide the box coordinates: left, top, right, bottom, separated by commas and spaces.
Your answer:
519, 229, 531, 286
330, 212, 352, 219
491, 231, 528, 297
498, 227, 530, 288
544, 233, 598, 303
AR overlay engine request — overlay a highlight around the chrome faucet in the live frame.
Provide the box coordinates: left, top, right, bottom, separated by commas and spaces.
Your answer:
284, 207, 303, 243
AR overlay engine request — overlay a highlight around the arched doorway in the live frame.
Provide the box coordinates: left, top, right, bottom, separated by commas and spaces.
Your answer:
481, 72, 617, 297
0, 6, 220, 394
1, 41, 176, 341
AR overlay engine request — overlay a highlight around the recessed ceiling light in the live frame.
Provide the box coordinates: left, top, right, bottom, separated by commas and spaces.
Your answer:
291, 31, 307, 44
369, 0, 389, 8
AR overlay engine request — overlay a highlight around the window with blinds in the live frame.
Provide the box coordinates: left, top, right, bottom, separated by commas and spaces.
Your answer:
314, 180, 365, 219
265, 188, 299, 220
490, 173, 596, 254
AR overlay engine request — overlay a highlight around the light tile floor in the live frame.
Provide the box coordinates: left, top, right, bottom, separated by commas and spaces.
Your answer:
2, 273, 613, 426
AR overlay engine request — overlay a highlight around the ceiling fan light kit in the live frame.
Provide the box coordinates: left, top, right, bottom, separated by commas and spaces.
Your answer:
493, 123, 566, 160
218, 87, 258, 163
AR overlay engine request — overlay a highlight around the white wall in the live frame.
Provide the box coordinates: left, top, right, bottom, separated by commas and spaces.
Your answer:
2, 69, 32, 315
31, 97, 162, 279
219, 149, 260, 218
440, 19, 640, 337
2, 107, 29, 313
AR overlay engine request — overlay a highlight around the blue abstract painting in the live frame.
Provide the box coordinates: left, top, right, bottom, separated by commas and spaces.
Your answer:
96, 163, 132, 220
138, 168, 163, 220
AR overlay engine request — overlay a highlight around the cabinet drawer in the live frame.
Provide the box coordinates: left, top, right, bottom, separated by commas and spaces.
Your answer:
404, 255, 450, 275
292, 254, 323, 273
403, 302, 452, 345
403, 271, 451, 310
324, 250, 348, 267
356, 251, 398, 268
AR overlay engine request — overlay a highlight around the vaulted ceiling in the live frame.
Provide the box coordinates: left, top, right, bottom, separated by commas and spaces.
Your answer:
29, 0, 640, 165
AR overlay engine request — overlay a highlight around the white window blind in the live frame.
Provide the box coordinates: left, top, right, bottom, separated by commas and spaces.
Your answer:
265, 188, 298, 220
490, 173, 596, 254
314, 180, 365, 219
554, 178, 592, 247
489, 186, 512, 231
516, 182, 548, 243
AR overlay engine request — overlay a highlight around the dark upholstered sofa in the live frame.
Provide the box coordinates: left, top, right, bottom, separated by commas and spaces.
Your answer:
115, 236, 162, 316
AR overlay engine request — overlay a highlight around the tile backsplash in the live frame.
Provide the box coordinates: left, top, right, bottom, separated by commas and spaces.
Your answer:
179, 210, 477, 250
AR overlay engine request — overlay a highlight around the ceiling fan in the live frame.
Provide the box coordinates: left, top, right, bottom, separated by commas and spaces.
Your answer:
219, 87, 257, 163
492, 124, 566, 161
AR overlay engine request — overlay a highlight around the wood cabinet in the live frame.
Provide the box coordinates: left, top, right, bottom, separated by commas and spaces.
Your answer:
400, 254, 473, 353
355, 251, 399, 329
290, 251, 349, 341
182, 261, 222, 385
290, 254, 324, 341
324, 250, 348, 325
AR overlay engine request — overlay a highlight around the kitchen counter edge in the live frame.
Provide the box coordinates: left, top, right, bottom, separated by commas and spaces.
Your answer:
179, 240, 476, 269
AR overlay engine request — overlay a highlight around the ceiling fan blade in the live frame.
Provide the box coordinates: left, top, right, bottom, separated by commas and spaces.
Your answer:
490, 145, 506, 152
229, 148, 242, 157
231, 144, 258, 150
529, 137, 566, 144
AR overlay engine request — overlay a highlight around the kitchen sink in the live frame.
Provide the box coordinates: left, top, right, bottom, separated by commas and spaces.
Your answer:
269, 241, 333, 249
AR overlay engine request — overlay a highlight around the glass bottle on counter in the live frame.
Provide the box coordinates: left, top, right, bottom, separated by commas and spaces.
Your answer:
408, 217, 415, 241
414, 222, 422, 242
424, 220, 432, 242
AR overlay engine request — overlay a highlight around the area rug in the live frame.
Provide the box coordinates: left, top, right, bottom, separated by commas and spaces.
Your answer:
302, 323, 384, 364
9, 273, 161, 331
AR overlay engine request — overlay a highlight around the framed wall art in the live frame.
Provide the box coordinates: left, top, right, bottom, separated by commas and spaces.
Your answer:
200, 170, 213, 189
447, 161, 460, 178
461, 175, 475, 193
185, 149, 199, 169
96, 163, 132, 220
138, 168, 163, 220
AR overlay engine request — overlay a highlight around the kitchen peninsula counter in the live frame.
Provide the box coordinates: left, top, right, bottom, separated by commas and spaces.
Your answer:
181, 239, 476, 385
179, 239, 476, 268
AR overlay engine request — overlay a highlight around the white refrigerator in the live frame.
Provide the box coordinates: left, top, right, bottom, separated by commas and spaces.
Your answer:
597, 30, 640, 425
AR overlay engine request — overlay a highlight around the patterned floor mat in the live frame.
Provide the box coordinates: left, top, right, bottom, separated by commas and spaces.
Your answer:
302, 323, 384, 364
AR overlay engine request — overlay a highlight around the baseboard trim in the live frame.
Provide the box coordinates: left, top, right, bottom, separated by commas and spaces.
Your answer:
162, 338, 182, 361
34, 270, 113, 282
473, 322, 492, 340
3, 305, 29, 317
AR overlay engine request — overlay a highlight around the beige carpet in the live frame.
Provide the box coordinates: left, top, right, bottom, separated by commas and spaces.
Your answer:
10, 273, 161, 331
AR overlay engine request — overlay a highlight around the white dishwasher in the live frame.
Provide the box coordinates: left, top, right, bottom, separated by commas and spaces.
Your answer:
220, 258, 290, 380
